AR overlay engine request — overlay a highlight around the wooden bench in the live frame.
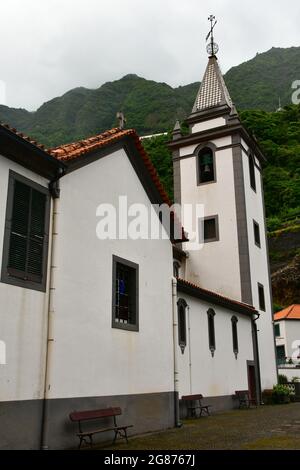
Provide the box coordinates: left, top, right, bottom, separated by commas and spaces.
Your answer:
181, 394, 212, 418
69, 407, 133, 449
234, 390, 257, 409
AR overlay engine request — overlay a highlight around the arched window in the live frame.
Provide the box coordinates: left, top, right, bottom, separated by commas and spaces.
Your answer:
198, 147, 215, 184
248, 153, 256, 191
177, 299, 187, 354
207, 308, 216, 356
231, 316, 239, 358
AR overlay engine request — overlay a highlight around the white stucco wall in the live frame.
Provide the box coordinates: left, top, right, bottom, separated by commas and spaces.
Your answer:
191, 117, 226, 134
241, 145, 277, 389
47, 148, 174, 399
276, 320, 300, 359
0, 156, 50, 402
176, 294, 254, 397
180, 135, 242, 300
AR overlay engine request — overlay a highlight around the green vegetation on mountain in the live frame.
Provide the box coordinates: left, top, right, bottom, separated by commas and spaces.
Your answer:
0, 47, 300, 147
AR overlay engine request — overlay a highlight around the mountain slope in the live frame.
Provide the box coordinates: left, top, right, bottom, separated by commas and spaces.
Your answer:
0, 47, 299, 147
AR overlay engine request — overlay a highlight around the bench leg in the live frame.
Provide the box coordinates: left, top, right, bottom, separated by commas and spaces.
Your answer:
112, 428, 129, 445
78, 435, 92, 450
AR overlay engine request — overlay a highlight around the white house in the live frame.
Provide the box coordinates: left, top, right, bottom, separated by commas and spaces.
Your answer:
274, 305, 300, 381
0, 46, 277, 449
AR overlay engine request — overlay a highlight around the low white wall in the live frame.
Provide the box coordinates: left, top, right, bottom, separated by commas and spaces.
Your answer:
278, 368, 300, 382
176, 293, 254, 398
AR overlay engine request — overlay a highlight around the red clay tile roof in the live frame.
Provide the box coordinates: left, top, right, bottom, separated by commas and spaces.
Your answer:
274, 305, 300, 321
177, 277, 257, 316
50, 128, 131, 161
50, 127, 188, 242
0, 122, 51, 154
50, 127, 172, 206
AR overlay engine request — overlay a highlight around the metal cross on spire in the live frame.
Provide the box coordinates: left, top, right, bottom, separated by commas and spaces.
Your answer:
206, 15, 219, 57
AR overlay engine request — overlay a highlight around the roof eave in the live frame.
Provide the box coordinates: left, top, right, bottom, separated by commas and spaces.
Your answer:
0, 125, 66, 179
177, 278, 257, 317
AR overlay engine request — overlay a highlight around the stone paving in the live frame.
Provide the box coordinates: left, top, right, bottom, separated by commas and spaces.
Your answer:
95, 403, 300, 450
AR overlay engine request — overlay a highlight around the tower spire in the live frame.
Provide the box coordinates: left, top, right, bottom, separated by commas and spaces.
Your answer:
190, 16, 237, 118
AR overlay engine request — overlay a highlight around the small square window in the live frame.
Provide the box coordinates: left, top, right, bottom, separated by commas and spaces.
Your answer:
203, 216, 219, 243
253, 220, 261, 247
258, 283, 266, 311
112, 256, 139, 331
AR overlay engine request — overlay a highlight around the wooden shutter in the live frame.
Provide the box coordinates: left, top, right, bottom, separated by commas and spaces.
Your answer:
8, 181, 31, 278
27, 189, 46, 282
7, 180, 47, 283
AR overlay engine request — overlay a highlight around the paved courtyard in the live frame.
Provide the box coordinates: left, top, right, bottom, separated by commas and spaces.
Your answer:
98, 403, 300, 450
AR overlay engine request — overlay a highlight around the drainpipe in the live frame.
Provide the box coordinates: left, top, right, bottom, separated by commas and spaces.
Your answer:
40, 169, 64, 450
252, 312, 262, 405
187, 305, 192, 395
172, 277, 182, 427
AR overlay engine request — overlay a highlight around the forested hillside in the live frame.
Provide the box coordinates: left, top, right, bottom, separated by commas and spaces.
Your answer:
0, 47, 299, 147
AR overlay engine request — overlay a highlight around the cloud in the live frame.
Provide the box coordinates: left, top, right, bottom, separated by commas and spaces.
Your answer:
0, 0, 299, 110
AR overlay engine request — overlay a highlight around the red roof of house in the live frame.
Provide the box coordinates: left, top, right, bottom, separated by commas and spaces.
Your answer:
50, 127, 172, 206
177, 278, 257, 316
274, 305, 300, 321
0, 121, 51, 154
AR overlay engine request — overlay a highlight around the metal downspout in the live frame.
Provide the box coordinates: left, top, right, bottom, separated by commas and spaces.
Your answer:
187, 305, 192, 395
172, 277, 182, 427
252, 312, 262, 405
40, 171, 63, 450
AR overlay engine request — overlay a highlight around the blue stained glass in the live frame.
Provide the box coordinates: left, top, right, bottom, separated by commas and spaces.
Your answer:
119, 279, 126, 295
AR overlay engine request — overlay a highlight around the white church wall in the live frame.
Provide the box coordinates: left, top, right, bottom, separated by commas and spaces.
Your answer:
47, 148, 174, 400
191, 117, 226, 134
176, 294, 254, 398
0, 155, 50, 402
180, 136, 241, 300
241, 146, 277, 389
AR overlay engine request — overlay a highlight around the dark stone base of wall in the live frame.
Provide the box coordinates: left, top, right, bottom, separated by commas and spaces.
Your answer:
179, 394, 237, 419
0, 391, 175, 450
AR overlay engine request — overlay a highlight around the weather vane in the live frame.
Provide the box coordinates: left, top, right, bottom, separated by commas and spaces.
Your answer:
206, 15, 219, 57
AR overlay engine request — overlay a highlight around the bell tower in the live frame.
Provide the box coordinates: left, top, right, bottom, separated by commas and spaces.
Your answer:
169, 17, 277, 389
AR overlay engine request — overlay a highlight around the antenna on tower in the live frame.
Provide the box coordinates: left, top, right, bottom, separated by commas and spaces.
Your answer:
206, 15, 219, 57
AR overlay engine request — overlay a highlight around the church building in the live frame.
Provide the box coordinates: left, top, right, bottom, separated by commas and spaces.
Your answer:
0, 28, 277, 449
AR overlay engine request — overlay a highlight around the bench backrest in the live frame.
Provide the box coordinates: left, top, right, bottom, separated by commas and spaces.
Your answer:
181, 394, 203, 401
70, 407, 122, 422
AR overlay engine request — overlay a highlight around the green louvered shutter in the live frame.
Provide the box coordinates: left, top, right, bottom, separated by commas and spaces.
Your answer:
7, 180, 47, 283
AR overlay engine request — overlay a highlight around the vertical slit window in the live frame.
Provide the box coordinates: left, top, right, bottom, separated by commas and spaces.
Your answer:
207, 309, 216, 356
177, 299, 187, 353
249, 154, 256, 191
231, 316, 239, 358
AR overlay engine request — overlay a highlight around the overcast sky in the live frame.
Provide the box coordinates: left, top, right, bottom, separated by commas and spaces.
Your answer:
0, 0, 299, 110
